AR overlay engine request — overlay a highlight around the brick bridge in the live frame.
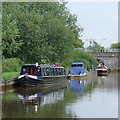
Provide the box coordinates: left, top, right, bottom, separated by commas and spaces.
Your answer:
90, 52, 119, 70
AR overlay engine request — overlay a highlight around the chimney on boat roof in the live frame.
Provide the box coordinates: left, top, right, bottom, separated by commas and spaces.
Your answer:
36, 62, 38, 67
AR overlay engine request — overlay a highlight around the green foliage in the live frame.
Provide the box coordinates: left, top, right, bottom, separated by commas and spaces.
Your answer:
87, 41, 104, 52
2, 58, 24, 72
62, 50, 98, 72
111, 42, 120, 49
2, 3, 23, 58
2, 2, 83, 64
73, 38, 84, 48
2, 72, 19, 80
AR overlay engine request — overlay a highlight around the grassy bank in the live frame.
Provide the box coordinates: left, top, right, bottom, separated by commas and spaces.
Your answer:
2, 72, 20, 81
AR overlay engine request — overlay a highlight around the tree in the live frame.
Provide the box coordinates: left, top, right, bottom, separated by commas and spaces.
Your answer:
2, 3, 23, 58
73, 38, 84, 48
87, 40, 104, 52
111, 42, 120, 49
2, 2, 83, 64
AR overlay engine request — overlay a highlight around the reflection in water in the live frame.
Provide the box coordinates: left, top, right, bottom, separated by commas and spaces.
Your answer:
18, 88, 65, 109
18, 93, 42, 106
70, 80, 86, 94
16, 83, 67, 112
66, 72, 118, 118
2, 71, 118, 118
41, 90, 64, 106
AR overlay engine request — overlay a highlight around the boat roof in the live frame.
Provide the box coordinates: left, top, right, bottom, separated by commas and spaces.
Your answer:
22, 64, 37, 67
71, 62, 84, 65
97, 65, 108, 69
22, 64, 64, 68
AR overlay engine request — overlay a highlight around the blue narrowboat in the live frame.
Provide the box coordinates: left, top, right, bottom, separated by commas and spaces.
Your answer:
67, 62, 87, 79
14, 63, 67, 87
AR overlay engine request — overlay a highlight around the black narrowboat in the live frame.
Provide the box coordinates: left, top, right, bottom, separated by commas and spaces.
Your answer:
14, 63, 67, 87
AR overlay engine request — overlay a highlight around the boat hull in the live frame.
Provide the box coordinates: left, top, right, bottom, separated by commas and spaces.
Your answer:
15, 82, 67, 96
14, 76, 67, 87
97, 70, 108, 76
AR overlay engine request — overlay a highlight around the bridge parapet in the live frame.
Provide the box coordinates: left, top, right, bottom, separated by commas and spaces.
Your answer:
75, 48, 120, 52
90, 52, 118, 57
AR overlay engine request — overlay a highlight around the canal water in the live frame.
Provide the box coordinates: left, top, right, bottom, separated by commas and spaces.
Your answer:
1, 71, 118, 118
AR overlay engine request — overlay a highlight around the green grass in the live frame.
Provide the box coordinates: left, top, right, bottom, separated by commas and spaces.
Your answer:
2, 72, 20, 80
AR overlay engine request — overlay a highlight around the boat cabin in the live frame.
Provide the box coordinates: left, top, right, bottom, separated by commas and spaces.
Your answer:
70, 62, 85, 75
20, 64, 66, 77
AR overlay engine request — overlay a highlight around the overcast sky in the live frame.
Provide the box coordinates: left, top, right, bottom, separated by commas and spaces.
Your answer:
66, 2, 118, 48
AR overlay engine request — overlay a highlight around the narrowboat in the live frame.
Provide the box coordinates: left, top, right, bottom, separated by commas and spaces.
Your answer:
67, 62, 87, 79
96, 65, 110, 76
14, 63, 67, 87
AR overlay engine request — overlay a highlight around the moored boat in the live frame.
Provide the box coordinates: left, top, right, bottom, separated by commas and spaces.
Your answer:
67, 62, 87, 79
14, 63, 67, 87
96, 64, 110, 76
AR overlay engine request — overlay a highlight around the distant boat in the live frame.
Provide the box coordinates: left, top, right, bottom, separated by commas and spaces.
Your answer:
67, 62, 87, 79
96, 64, 110, 76
14, 63, 67, 87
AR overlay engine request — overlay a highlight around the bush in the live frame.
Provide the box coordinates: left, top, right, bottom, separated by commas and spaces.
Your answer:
2, 58, 24, 72
2, 72, 20, 80
61, 50, 98, 72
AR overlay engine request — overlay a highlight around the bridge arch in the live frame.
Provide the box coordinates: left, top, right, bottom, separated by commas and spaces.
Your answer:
90, 52, 119, 70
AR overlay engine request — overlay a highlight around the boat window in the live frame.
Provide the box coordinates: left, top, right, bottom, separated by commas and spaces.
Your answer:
59, 68, 63, 75
20, 67, 27, 75
42, 68, 45, 76
42, 68, 50, 76
54, 68, 57, 75
78, 64, 83, 67
23, 68, 26, 72
43, 68, 47, 76
32, 68, 34, 75
62, 68, 64, 75
51, 68, 53, 75
53, 68, 55, 75
41, 68, 43, 75
37, 68, 40, 72
49, 68, 52, 75
58, 68, 61, 75
55, 68, 57, 75
71, 65, 77, 67
56, 68, 58, 75
41, 67, 65, 76
27, 67, 36, 75
97, 66, 106, 69
37, 67, 40, 72
28, 67, 31, 74
57, 68, 60, 75
46, 68, 50, 75
71, 64, 83, 67
52, 68, 54, 75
